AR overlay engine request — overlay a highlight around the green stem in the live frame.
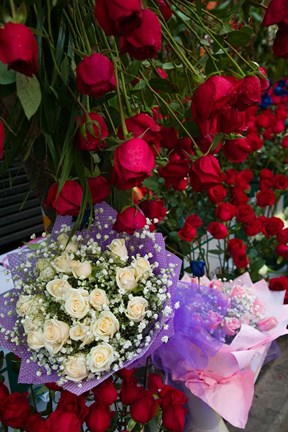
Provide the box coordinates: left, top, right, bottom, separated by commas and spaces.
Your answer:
9, 0, 16, 19
113, 56, 129, 138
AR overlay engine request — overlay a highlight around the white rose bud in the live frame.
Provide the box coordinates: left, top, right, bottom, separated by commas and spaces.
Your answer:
92, 311, 119, 340
16, 295, 35, 317
134, 258, 151, 280
87, 343, 114, 373
64, 353, 88, 382
43, 319, 70, 354
36, 259, 50, 272
126, 296, 148, 322
109, 239, 128, 261
116, 267, 137, 292
39, 265, 56, 281
27, 330, 45, 350
57, 233, 79, 253
46, 279, 72, 301
65, 290, 90, 319
51, 252, 73, 274
89, 288, 109, 310
71, 261, 92, 279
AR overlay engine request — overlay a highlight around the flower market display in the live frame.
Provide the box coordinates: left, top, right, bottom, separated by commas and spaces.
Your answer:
0, 0, 288, 431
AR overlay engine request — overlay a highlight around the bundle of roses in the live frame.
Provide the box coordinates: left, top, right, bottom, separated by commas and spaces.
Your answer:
0, 203, 181, 394
0, 368, 187, 432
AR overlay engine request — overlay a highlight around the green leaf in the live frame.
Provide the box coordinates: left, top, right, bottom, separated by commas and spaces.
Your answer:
16, 2, 27, 23
16, 74, 41, 120
132, 79, 146, 90
0, 62, 16, 84
226, 26, 253, 47
149, 78, 178, 93
125, 60, 142, 83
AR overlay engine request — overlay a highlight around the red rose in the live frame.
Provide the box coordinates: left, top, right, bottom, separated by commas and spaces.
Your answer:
233, 252, 249, 269
160, 385, 187, 408
273, 24, 288, 59
130, 391, 159, 424
227, 238, 247, 255
231, 189, 249, 205
262, 0, 288, 27
139, 199, 167, 223
160, 127, 179, 150
243, 218, 262, 236
56, 391, 89, 423
235, 204, 255, 224
269, 276, 288, 292
274, 174, 288, 190
75, 113, 109, 151
277, 227, 288, 244
113, 206, 146, 234
94, 0, 142, 36
45, 181, 83, 216
25, 414, 47, 432
162, 405, 186, 432
185, 214, 203, 228
0, 392, 31, 428
117, 367, 135, 381
45, 382, 63, 392
178, 224, 197, 242
0, 22, 38, 76
117, 113, 162, 152
158, 156, 189, 191
276, 244, 288, 260
92, 377, 118, 406
119, 10, 161, 60
207, 185, 227, 204
223, 138, 251, 163
148, 374, 164, 394
256, 189, 276, 207
265, 217, 285, 237
282, 135, 288, 148
157, 0, 172, 21
87, 176, 110, 203
207, 221, 228, 239
219, 106, 247, 134
46, 411, 81, 432
234, 76, 262, 111
190, 155, 223, 192
215, 202, 236, 221
0, 120, 4, 159
120, 378, 144, 405
76, 53, 116, 98
113, 138, 155, 190
86, 402, 112, 432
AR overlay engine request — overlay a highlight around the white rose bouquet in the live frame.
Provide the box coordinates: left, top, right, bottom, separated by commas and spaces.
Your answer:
0, 203, 181, 395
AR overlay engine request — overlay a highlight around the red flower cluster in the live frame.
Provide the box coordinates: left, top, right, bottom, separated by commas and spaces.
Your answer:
0, 384, 31, 429
178, 214, 203, 242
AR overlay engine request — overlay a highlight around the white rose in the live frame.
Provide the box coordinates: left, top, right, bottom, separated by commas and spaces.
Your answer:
39, 265, 56, 281
36, 259, 50, 272
89, 288, 109, 310
134, 258, 151, 280
126, 296, 148, 322
16, 295, 35, 317
109, 239, 128, 261
51, 252, 73, 274
64, 354, 88, 382
71, 261, 92, 279
43, 319, 70, 354
92, 311, 119, 340
27, 330, 45, 350
87, 343, 114, 373
57, 233, 79, 253
65, 290, 90, 319
116, 267, 137, 292
23, 315, 44, 333
46, 279, 72, 301
70, 320, 94, 348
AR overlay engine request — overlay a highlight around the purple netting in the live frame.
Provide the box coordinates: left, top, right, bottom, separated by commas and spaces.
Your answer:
0, 202, 181, 395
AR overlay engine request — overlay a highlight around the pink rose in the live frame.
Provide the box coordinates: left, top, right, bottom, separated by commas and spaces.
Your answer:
222, 317, 241, 336
257, 317, 278, 332
251, 298, 265, 316
230, 285, 247, 298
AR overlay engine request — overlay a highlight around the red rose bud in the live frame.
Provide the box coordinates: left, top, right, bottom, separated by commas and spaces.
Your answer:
117, 367, 136, 381
207, 221, 228, 239
277, 227, 288, 244
262, 0, 288, 27
120, 379, 144, 405
269, 276, 288, 292
76, 53, 116, 98
265, 217, 284, 237
276, 244, 288, 260
46, 411, 82, 432
227, 238, 247, 255
148, 373, 164, 394
139, 199, 167, 223
185, 214, 203, 228
160, 127, 179, 150
0, 22, 38, 76
190, 155, 223, 192
158, 156, 189, 191
231, 188, 249, 206
92, 377, 118, 406
25, 413, 47, 432
235, 204, 255, 224
86, 402, 112, 432
113, 138, 155, 190
87, 176, 110, 204
162, 405, 186, 432
233, 252, 249, 269
243, 218, 262, 236
119, 10, 161, 60
256, 190, 276, 207
0, 392, 31, 429
113, 206, 146, 234
76, 113, 109, 151
130, 392, 159, 424
45, 181, 83, 216
117, 113, 162, 153
215, 202, 236, 221
156, 67, 168, 79
274, 174, 288, 190
56, 391, 89, 423
157, 0, 172, 21
223, 138, 251, 163
207, 185, 227, 204
178, 224, 196, 242
0, 120, 4, 159
160, 385, 187, 408
94, 0, 142, 36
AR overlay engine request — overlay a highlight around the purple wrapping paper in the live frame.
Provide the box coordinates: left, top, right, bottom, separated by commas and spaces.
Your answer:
0, 202, 181, 395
